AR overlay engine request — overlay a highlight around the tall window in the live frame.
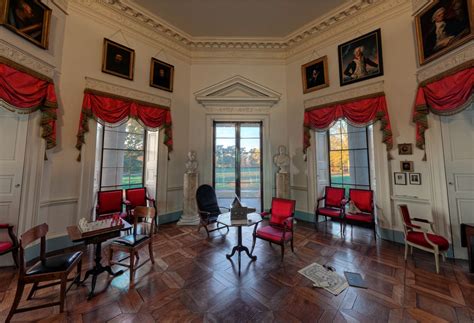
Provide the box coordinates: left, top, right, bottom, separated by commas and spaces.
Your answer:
328, 120, 371, 192
99, 119, 146, 191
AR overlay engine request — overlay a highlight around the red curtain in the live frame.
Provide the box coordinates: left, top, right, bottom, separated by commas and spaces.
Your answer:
76, 89, 173, 160
304, 93, 393, 158
413, 63, 473, 157
0, 57, 58, 150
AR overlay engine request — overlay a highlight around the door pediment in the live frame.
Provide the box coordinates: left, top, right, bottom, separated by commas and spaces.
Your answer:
194, 75, 281, 108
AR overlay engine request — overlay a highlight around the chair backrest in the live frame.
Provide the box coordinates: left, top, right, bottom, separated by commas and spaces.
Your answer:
269, 198, 296, 228
349, 189, 374, 213
324, 186, 345, 208
133, 206, 156, 236
196, 185, 221, 217
125, 187, 147, 208
398, 204, 414, 234
19, 223, 48, 274
97, 190, 123, 215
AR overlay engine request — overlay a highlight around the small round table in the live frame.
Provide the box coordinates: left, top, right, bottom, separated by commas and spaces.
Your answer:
217, 212, 262, 275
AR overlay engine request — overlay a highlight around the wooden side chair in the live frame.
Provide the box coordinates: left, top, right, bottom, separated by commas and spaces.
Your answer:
0, 223, 19, 268
399, 204, 449, 274
6, 223, 82, 322
251, 198, 296, 261
195, 184, 229, 238
315, 186, 346, 236
109, 206, 156, 284
125, 187, 158, 230
343, 188, 377, 240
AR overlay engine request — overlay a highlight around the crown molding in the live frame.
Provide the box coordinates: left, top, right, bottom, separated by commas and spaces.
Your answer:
195, 75, 281, 108
52, 0, 70, 14
304, 80, 384, 108
85, 77, 171, 107
411, 0, 431, 15
0, 40, 56, 78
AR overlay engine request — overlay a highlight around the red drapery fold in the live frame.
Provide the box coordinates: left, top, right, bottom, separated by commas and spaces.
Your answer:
413, 62, 473, 158
0, 57, 58, 150
303, 93, 393, 158
76, 89, 173, 161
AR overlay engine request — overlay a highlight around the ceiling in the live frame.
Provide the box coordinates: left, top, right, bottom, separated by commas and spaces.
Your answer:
132, 0, 348, 38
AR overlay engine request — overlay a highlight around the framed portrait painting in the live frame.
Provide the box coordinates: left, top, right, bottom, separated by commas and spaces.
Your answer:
338, 29, 384, 87
409, 173, 422, 185
150, 58, 174, 92
0, 0, 52, 49
301, 56, 329, 94
401, 161, 414, 172
102, 38, 135, 80
394, 172, 407, 185
415, 0, 473, 65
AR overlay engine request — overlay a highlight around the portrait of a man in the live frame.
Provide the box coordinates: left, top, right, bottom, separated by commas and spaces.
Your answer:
301, 56, 329, 94
1, 0, 51, 49
102, 38, 135, 80
415, 0, 473, 65
150, 58, 174, 92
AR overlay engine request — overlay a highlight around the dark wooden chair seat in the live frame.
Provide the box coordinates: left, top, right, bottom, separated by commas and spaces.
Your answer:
114, 234, 148, 246
26, 252, 82, 276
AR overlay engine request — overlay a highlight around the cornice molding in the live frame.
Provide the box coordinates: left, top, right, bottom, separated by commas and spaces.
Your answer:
416, 43, 474, 83
411, 0, 431, 15
85, 77, 171, 107
0, 40, 55, 78
52, 0, 70, 14
304, 80, 385, 108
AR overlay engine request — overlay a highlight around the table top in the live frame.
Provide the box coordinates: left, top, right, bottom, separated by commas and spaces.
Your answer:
217, 212, 262, 227
67, 220, 131, 243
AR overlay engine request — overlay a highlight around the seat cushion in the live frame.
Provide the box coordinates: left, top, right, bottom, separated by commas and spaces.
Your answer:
317, 207, 341, 218
407, 231, 449, 250
113, 234, 149, 246
0, 241, 13, 253
26, 251, 82, 276
256, 225, 292, 243
345, 212, 373, 223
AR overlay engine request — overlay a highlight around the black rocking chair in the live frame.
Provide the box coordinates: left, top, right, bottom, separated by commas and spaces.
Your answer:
196, 185, 230, 238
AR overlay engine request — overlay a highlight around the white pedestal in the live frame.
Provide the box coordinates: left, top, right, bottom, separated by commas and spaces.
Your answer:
276, 173, 290, 199
178, 173, 200, 226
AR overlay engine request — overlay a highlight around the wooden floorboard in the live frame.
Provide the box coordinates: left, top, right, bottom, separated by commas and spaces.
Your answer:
0, 221, 473, 322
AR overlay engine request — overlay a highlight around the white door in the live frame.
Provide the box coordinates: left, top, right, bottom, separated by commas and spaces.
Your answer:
315, 131, 330, 200
441, 105, 474, 259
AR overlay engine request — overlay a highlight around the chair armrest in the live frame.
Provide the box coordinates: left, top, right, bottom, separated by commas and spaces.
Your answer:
283, 217, 294, 228
0, 224, 13, 229
219, 206, 230, 211
412, 217, 432, 224
261, 211, 271, 218
317, 197, 325, 202
341, 199, 348, 206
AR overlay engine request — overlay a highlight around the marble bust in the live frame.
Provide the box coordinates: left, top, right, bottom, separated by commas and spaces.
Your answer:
185, 151, 198, 174
273, 145, 290, 173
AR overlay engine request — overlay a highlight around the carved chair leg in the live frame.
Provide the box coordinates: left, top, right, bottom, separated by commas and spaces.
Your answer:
373, 224, 377, 241
59, 276, 67, 313
404, 243, 408, 260
27, 282, 38, 300
434, 251, 440, 274
250, 235, 257, 255
6, 281, 25, 322
75, 259, 82, 285
12, 248, 19, 268
129, 251, 135, 283
148, 241, 155, 264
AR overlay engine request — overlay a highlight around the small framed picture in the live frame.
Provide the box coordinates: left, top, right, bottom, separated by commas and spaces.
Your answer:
301, 56, 329, 94
398, 143, 413, 155
0, 0, 52, 49
150, 58, 174, 92
102, 38, 135, 80
400, 161, 414, 172
394, 172, 407, 185
409, 173, 422, 185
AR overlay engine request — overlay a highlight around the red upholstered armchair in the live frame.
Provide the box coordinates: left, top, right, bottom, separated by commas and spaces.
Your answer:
0, 224, 18, 268
96, 190, 128, 220
344, 189, 376, 240
399, 204, 449, 274
315, 186, 346, 236
251, 198, 296, 261
125, 187, 157, 228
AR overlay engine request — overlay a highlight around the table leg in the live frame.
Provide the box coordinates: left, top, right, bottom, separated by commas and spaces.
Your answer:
226, 227, 257, 275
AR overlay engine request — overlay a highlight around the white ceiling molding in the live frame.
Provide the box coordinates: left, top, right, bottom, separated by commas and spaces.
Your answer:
304, 80, 384, 109
194, 75, 281, 109
52, 0, 70, 14
416, 43, 474, 83
0, 40, 55, 78
85, 77, 172, 107
411, 0, 431, 15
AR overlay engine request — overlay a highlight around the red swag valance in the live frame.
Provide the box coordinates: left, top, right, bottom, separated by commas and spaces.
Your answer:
0, 57, 58, 150
413, 61, 473, 158
76, 89, 173, 161
304, 92, 393, 158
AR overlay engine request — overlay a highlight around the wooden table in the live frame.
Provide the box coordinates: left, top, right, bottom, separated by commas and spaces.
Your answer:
461, 223, 474, 273
217, 212, 262, 275
67, 220, 131, 299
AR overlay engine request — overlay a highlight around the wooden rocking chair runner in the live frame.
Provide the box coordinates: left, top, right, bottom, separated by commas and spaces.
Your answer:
7, 223, 83, 323
0, 223, 19, 268
195, 185, 229, 238
399, 204, 449, 274
109, 206, 156, 284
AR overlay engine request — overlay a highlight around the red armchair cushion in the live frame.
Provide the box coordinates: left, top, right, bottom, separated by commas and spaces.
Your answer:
126, 188, 147, 208
256, 226, 292, 242
0, 241, 13, 253
317, 207, 341, 218
325, 187, 345, 208
269, 198, 295, 228
407, 231, 449, 250
349, 189, 373, 213
97, 190, 123, 215
345, 212, 373, 223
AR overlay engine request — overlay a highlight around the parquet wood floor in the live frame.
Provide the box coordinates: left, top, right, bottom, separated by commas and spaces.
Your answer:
0, 221, 473, 322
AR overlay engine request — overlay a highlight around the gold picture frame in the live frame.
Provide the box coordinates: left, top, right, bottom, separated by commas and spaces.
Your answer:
401, 161, 414, 172
102, 38, 135, 80
0, 0, 52, 49
150, 58, 174, 92
301, 56, 329, 94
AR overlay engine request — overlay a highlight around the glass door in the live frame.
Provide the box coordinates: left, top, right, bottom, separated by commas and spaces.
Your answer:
213, 122, 263, 211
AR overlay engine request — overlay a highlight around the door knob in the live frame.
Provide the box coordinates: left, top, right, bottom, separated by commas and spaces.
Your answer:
15, 184, 20, 188
448, 182, 453, 185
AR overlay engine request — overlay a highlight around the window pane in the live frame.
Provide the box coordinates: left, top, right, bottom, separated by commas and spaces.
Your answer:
329, 134, 341, 150
240, 125, 260, 138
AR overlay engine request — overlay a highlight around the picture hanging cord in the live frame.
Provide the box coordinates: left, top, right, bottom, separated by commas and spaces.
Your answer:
153, 48, 165, 59
108, 29, 130, 46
